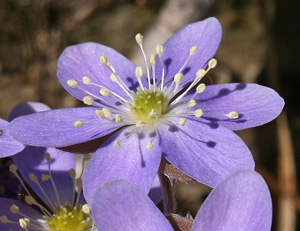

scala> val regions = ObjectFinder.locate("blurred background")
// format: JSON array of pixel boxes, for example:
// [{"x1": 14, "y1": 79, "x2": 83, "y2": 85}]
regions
[{"x1": 0, "y1": 0, "x2": 299, "y2": 230}]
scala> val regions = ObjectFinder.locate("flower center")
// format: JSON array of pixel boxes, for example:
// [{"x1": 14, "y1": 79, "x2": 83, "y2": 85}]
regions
[
  {"x1": 46, "y1": 205, "x2": 90, "y2": 231},
  {"x1": 130, "y1": 89, "x2": 169, "y2": 122}
]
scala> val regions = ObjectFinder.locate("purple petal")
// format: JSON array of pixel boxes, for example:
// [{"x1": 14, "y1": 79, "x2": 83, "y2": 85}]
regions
[
  {"x1": 158, "y1": 119, "x2": 254, "y2": 187},
  {"x1": 148, "y1": 174, "x2": 162, "y2": 204},
  {"x1": 0, "y1": 198, "x2": 43, "y2": 230},
  {"x1": 57, "y1": 42, "x2": 138, "y2": 104},
  {"x1": 192, "y1": 170, "x2": 272, "y2": 231},
  {"x1": 0, "y1": 119, "x2": 24, "y2": 158},
  {"x1": 91, "y1": 179, "x2": 173, "y2": 231},
  {"x1": 154, "y1": 17, "x2": 222, "y2": 91},
  {"x1": 12, "y1": 147, "x2": 76, "y2": 210},
  {"x1": 191, "y1": 83, "x2": 284, "y2": 130},
  {"x1": 8, "y1": 107, "x2": 120, "y2": 147},
  {"x1": 83, "y1": 127, "x2": 161, "y2": 205}
]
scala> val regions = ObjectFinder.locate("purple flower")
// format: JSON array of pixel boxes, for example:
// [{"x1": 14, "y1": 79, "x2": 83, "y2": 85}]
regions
[
  {"x1": 8, "y1": 17, "x2": 284, "y2": 204},
  {"x1": 0, "y1": 118, "x2": 24, "y2": 157},
  {"x1": 91, "y1": 170, "x2": 272, "y2": 231}
]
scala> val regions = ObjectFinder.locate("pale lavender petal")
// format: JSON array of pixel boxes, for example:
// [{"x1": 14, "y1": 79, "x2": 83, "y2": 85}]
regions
[
  {"x1": 154, "y1": 17, "x2": 222, "y2": 92},
  {"x1": 0, "y1": 198, "x2": 43, "y2": 231},
  {"x1": 83, "y1": 127, "x2": 161, "y2": 205},
  {"x1": 148, "y1": 174, "x2": 162, "y2": 204},
  {"x1": 8, "y1": 107, "x2": 120, "y2": 147},
  {"x1": 158, "y1": 119, "x2": 254, "y2": 187},
  {"x1": 57, "y1": 42, "x2": 138, "y2": 104},
  {"x1": 0, "y1": 119, "x2": 24, "y2": 158},
  {"x1": 91, "y1": 179, "x2": 173, "y2": 231},
  {"x1": 189, "y1": 83, "x2": 284, "y2": 130},
  {"x1": 12, "y1": 147, "x2": 76, "y2": 210},
  {"x1": 192, "y1": 170, "x2": 272, "y2": 231}
]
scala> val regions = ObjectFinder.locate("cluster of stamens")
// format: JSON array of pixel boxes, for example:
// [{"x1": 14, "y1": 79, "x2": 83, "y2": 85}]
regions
[
  {"x1": 67, "y1": 33, "x2": 239, "y2": 149},
  {"x1": 0, "y1": 154, "x2": 96, "y2": 231}
]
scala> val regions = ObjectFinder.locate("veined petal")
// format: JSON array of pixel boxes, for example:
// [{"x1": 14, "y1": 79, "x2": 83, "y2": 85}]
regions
[
  {"x1": 83, "y1": 127, "x2": 161, "y2": 205},
  {"x1": 155, "y1": 17, "x2": 222, "y2": 91},
  {"x1": 0, "y1": 198, "x2": 43, "y2": 231},
  {"x1": 0, "y1": 119, "x2": 24, "y2": 158},
  {"x1": 57, "y1": 42, "x2": 137, "y2": 104},
  {"x1": 190, "y1": 83, "x2": 285, "y2": 130},
  {"x1": 158, "y1": 119, "x2": 254, "y2": 187},
  {"x1": 12, "y1": 147, "x2": 76, "y2": 210},
  {"x1": 192, "y1": 170, "x2": 272, "y2": 231},
  {"x1": 91, "y1": 179, "x2": 173, "y2": 231},
  {"x1": 8, "y1": 107, "x2": 120, "y2": 147}
]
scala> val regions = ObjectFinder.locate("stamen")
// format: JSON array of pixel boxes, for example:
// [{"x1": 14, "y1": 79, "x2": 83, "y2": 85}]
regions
[
  {"x1": 150, "y1": 54, "x2": 157, "y2": 89},
  {"x1": 135, "y1": 33, "x2": 150, "y2": 86},
  {"x1": 81, "y1": 204, "x2": 91, "y2": 215},
  {"x1": 179, "y1": 118, "x2": 186, "y2": 126},
  {"x1": 100, "y1": 88, "x2": 111, "y2": 97},
  {"x1": 187, "y1": 100, "x2": 197, "y2": 108},
  {"x1": 115, "y1": 114, "x2": 122, "y2": 122},
  {"x1": 83, "y1": 96, "x2": 94, "y2": 105},
  {"x1": 74, "y1": 120, "x2": 84, "y2": 128},
  {"x1": 10, "y1": 205, "x2": 19, "y2": 214},
  {"x1": 208, "y1": 58, "x2": 217, "y2": 69},
  {"x1": 100, "y1": 55, "x2": 108, "y2": 65},
  {"x1": 0, "y1": 216, "x2": 8, "y2": 224},
  {"x1": 136, "y1": 120, "x2": 145, "y2": 127},
  {"x1": 135, "y1": 66, "x2": 145, "y2": 90},
  {"x1": 172, "y1": 73, "x2": 184, "y2": 94},
  {"x1": 82, "y1": 76, "x2": 92, "y2": 85},
  {"x1": 146, "y1": 141, "x2": 153, "y2": 150},
  {"x1": 67, "y1": 80, "x2": 78, "y2": 88},
  {"x1": 227, "y1": 111, "x2": 239, "y2": 119},
  {"x1": 178, "y1": 46, "x2": 198, "y2": 73},
  {"x1": 194, "y1": 109, "x2": 204, "y2": 118},
  {"x1": 156, "y1": 44, "x2": 166, "y2": 91},
  {"x1": 114, "y1": 141, "x2": 121, "y2": 148},
  {"x1": 19, "y1": 218, "x2": 30, "y2": 229},
  {"x1": 102, "y1": 108, "x2": 112, "y2": 118},
  {"x1": 95, "y1": 110, "x2": 104, "y2": 118}
]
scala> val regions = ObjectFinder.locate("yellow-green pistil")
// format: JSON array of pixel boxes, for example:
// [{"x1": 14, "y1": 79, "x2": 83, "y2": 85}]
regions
[
  {"x1": 130, "y1": 89, "x2": 169, "y2": 122},
  {"x1": 46, "y1": 205, "x2": 90, "y2": 231}
]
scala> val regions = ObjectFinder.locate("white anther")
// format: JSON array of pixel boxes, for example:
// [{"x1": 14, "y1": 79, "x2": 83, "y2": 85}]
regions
[
  {"x1": 102, "y1": 108, "x2": 112, "y2": 118},
  {"x1": 135, "y1": 33, "x2": 143, "y2": 44},
  {"x1": 95, "y1": 110, "x2": 104, "y2": 118},
  {"x1": 155, "y1": 44, "x2": 164, "y2": 55},
  {"x1": 67, "y1": 80, "x2": 78, "y2": 88},
  {"x1": 150, "y1": 54, "x2": 157, "y2": 65},
  {"x1": 41, "y1": 174, "x2": 50, "y2": 181},
  {"x1": 195, "y1": 109, "x2": 204, "y2": 118},
  {"x1": 228, "y1": 111, "x2": 239, "y2": 119},
  {"x1": 0, "y1": 216, "x2": 8, "y2": 224},
  {"x1": 196, "y1": 83, "x2": 206, "y2": 93},
  {"x1": 9, "y1": 164, "x2": 18, "y2": 174},
  {"x1": 208, "y1": 58, "x2": 217, "y2": 69},
  {"x1": 136, "y1": 120, "x2": 145, "y2": 127},
  {"x1": 135, "y1": 66, "x2": 143, "y2": 78},
  {"x1": 114, "y1": 141, "x2": 120, "y2": 148},
  {"x1": 25, "y1": 196, "x2": 35, "y2": 205},
  {"x1": 81, "y1": 204, "x2": 91, "y2": 214},
  {"x1": 110, "y1": 73, "x2": 118, "y2": 82},
  {"x1": 82, "y1": 76, "x2": 91, "y2": 85},
  {"x1": 174, "y1": 73, "x2": 184, "y2": 84},
  {"x1": 29, "y1": 173, "x2": 38, "y2": 183},
  {"x1": 179, "y1": 118, "x2": 186, "y2": 126},
  {"x1": 146, "y1": 141, "x2": 153, "y2": 150},
  {"x1": 10, "y1": 204, "x2": 19, "y2": 214},
  {"x1": 190, "y1": 46, "x2": 198, "y2": 55},
  {"x1": 196, "y1": 69, "x2": 206, "y2": 79},
  {"x1": 100, "y1": 88, "x2": 111, "y2": 97},
  {"x1": 100, "y1": 55, "x2": 108, "y2": 65},
  {"x1": 187, "y1": 100, "x2": 197, "y2": 108},
  {"x1": 74, "y1": 120, "x2": 84, "y2": 128},
  {"x1": 19, "y1": 218, "x2": 30, "y2": 228},
  {"x1": 149, "y1": 109, "x2": 158, "y2": 118},
  {"x1": 83, "y1": 96, "x2": 93, "y2": 105},
  {"x1": 115, "y1": 114, "x2": 122, "y2": 122}
]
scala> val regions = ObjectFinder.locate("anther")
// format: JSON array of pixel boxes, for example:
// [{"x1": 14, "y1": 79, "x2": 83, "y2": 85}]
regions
[
  {"x1": 179, "y1": 118, "x2": 186, "y2": 126},
  {"x1": 29, "y1": 173, "x2": 38, "y2": 183},
  {"x1": 136, "y1": 120, "x2": 145, "y2": 127},
  {"x1": 69, "y1": 169, "x2": 76, "y2": 180},
  {"x1": 135, "y1": 66, "x2": 143, "y2": 78},
  {"x1": 187, "y1": 100, "x2": 197, "y2": 108},
  {"x1": 19, "y1": 218, "x2": 30, "y2": 228},
  {"x1": 100, "y1": 88, "x2": 111, "y2": 97},
  {"x1": 190, "y1": 46, "x2": 198, "y2": 55},
  {"x1": 228, "y1": 111, "x2": 239, "y2": 119},
  {"x1": 146, "y1": 141, "x2": 153, "y2": 150},
  {"x1": 76, "y1": 178, "x2": 82, "y2": 188},
  {"x1": 100, "y1": 55, "x2": 108, "y2": 65},
  {"x1": 174, "y1": 73, "x2": 184, "y2": 84},
  {"x1": 194, "y1": 109, "x2": 204, "y2": 118},
  {"x1": 9, "y1": 164, "x2": 18, "y2": 174},
  {"x1": 45, "y1": 152, "x2": 51, "y2": 162},
  {"x1": 115, "y1": 114, "x2": 122, "y2": 122},
  {"x1": 41, "y1": 174, "x2": 50, "y2": 181},
  {"x1": 82, "y1": 76, "x2": 91, "y2": 85},
  {"x1": 114, "y1": 141, "x2": 120, "y2": 148},
  {"x1": 208, "y1": 58, "x2": 217, "y2": 69},
  {"x1": 110, "y1": 73, "x2": 118, "y2": 82},
  {"x1": 81, "y1": 204, "x2": 91, "y2": 214},
  {"x1": 196, "y1": 83, "x2": 206, "y2": 93},
  {"x1": 150, "y1": 54, "x2": 157, "y2": 65},
  {"x1": 0, "y1": 216, "x2": 8, "y2": 224},
  {"x1": 83, "y1": 96, "x2": 93, "y2": 105},
  {"x1": 149, "y1": 109, "x2": 158, "y2": 118},
  {"x1": 155, "y1": 44, "x2": 164, "y2": 55},
  {"x1": 74, "y1": 120, "x2": 84, "y2": 128},
  {"x1": 102, "y1": 108, "x2": 112, "y2": 118},
  {"x1": 95, "y1": 110, "x2": 104, "y2": 119},
  {"x1": 196, "y1": 69, "x2": 206, "y2": 79},
  {"x1": 135, "y1": 33, "x2": 143, "y2": 44},
  {"x1": 25, "y1": 196, "x2": 35, "y2": 205},
  {"x1": 10, "y1": 204, "x2": 19, "y2": 214},
  {"x1": 67, "y1": 80, "x2": 78, "y2": 88}
]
